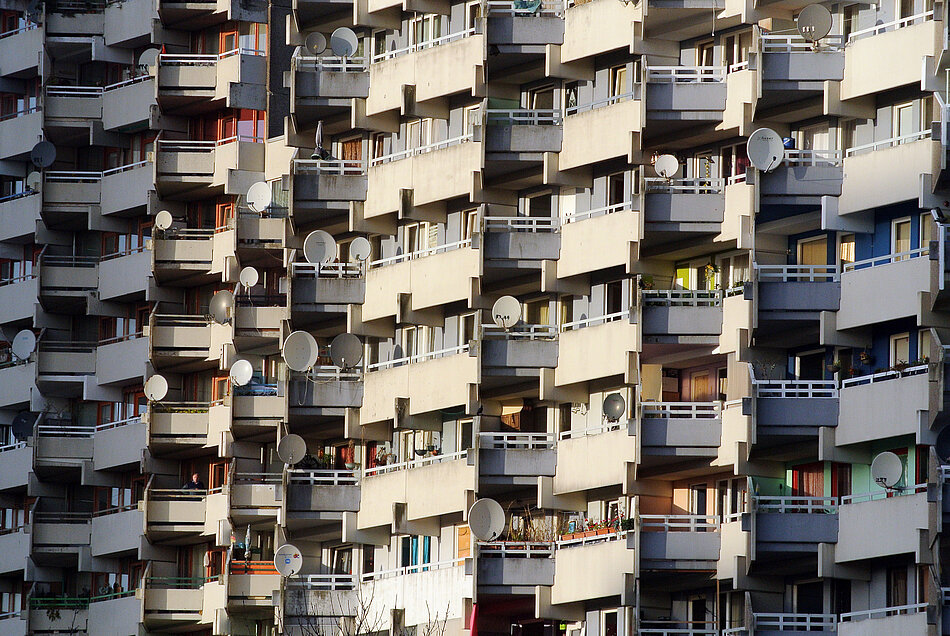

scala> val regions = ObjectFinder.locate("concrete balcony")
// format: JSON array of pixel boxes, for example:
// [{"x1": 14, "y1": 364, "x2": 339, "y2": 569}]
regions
[
  {"x1": 38, "y1": 256, "x2": 98, "y2": 311},
  {"x1": 642, "y1": 178, "x2": 724, "y2": 232},
  {"x1": 99, "y1": 249, "x2": 152, "y2": 302},
  {"x1": 643, "y1": 66, "x2": 726, "y2": 121},
  {"x1": 28, "y1": 606, "x2": 88, "y2": 634},
  {"x1": 292, "y1": 56, "x2": 368, "y2": 127},
  {"x1": 366, "y1": 31, "x2": 485, "y2": 117},
  {"x1": 750, "y1": 496, "x2": 838, "y2": 560},
  {"x1": 0, "y1": 526, "x2": 29, "y2": 574},
  {"x1": 105, "y1": 0, "x2": 158, "y2": 45},
  {"x1": 553, "y1": 313, "x2": 638, "y2": 387},
  {"x1": 553, "y1": 424, "x2": 635, "y2": 494},
  {"x1": 750, "y1": 612, "x2": 836, "y2": 636},
  {"x1": 0, "y1": 276, "x2": 38, "y2": 324},
  {"x1": 147, "y1": 404, "x2": 211, "y2": 454},
  {"x1": 0, "y1": 24, "x2": 42, "y2": 77},
  {"x1": 228, "y1": 562, "x2": 281, "y2": 606},
  {"x1": 478, "y1": 215, "x2": 560, "y2": 265},
  {"x1": 0, "y1": 614, "x2": 25, "y2": 636},
  {"x1": 291, "y1": 160, "x2": 368, "y2": 227},
  {"x1": 557, "y1": 204, "x2": 640, "y2": 278},
  {"x1": 102, "y1": 76, "x2": 157, "y2": 130},
  {"x1": 286, "y1": 469, "x2": 359, "y2": 531},
  {"x1": 0, "y1": 361, "x2": 35, "y2": 408},
  {"x1": 230, "y1": 473, "x2": 282, "y2": 526},
  {"x1": 836, "y1": 490, "x2": 929, "y2": 563},
  {"x1": 237, "y1": 215, "x2": 287, "y2": 251},
  {"x1": 158, "y1": 0, "x2": 266, "y2": 26},
  {"x1": 88, "y1": 594, "x2": 143, "y2": 636},
  {"x1": 31, "y1": 512, "x2": 92, "y2": 561},
  {"x1": 0, "y1": 192, "x2": 40, "y2": 242},
  {"x1": 483, "y1": 109, "x2": 563, "y2": 156},
  {"x1": 288, "y1": 368, "x2": 363, "y2": 412},
  {"x1": 477, "y1": 542, "x2": 555, "y2": 592},
  {"x1": 91, "y1": 506, "x2": 146, "y2": 557},
  {"x1": 839, "y1": 136, "x2": 939, "y2": 215},
  {"x1": 149, "y1": 314, "x2": 229, "y2": 371},
  {"x1": 753, "y1": 265, "x2": 840, "y2": 319},
  {"x1": 44, "y1": 86, "x2": 102, "y2": 128},
  {"x1": 486, "y1": 1, "x2": 565, "y2": 47},
  {"x1": 290, "y1": 262, "x2": 365, "y2": 319},
  {"x1": 360, "y1": 559, "x2": 472, "y2": 632},
  {"x1": 477, "y1": 431, "x2": 556, "y2": 483},
  {"x1": 152, "y1": 231, "x2": 218, "y2": 285},
  {"x1": 94, "y1": 417, "x2": 146, "y2": 473},
  {"x1": 357, "y1": 451, "x2": 476, "y2": 530},
  {"x1": 155, "y1": 139, "x2": 265, "y2": 197},
  {"x1": 479, "y1": 324, "x2": 558, "y2": 378},
  {"x1": 101, "y1": 162, "x2": 153, "y2": 216},
  {"x1": 157, "y1": 51, "x2": 267, "y2": 111},
  {"x1": 96, "y1": 336, "x2": 148, "y2": 387},
  {"x1": 560, "y1": 94, "x2": 642, "y2": 171},
  {"x1": 638, "y1": 402, "x2": 721, "y2": 461},
  {"x1": 750, "y1": 379, "x2": 838, "y2": 439},
  {"x1": 756, "y1": 34, "x2": 844, "y2": 91},
  {"x1": 560, "y1": 0, "x2": 637, "y2": 63},
  {"x1": 640, "y1": 290, "x2": 723, "y2": 338},
  {"x1": 550, "y1": 534, "x2": 632, "y2": 604},
  {"x1": 231, "y1": 393, "x2": 284, "y2": 437},
  {"x1": 0, "y1": 109, "x2": 42, "y2": 160},
  {"x1": 284, "y1": 575, "x2": 357, "y2": 624},
  {"x1": 838, "y1": 251, "x2": 930, "y2": 330},
  {"x1": 636, "y1": 515, "x2": 720, "y2": 570},
  {"x1": 837, "y1": 367, "x2": 928, "y2": 446},
  {"x1": 33, "y1": 423, "x2": 94, "y2": 465},
  {"x1": 145, "y1": 489, "x2": 213, "y2": 541},
  {"x1": 839, "y1": 603, "x2": 928, "y2": 636},
  {"x1": 144, "y1": 578, "x2": 220, "y2": 630},
  {"x1": 43, "y1": 172, "x2": 101, "y2": 221},
  {"x1": 0, "y1": 443, "x2": 31, "y2": 490},
  {"x1": 751, "y1": 150, "x2": 843, "y2": 201}
]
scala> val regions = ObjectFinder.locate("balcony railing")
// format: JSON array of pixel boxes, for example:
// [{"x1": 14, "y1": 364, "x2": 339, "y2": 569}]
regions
[
  {"x1": 839, "y1": 602, "x2": 928, "y2": 622},
  {"x1": 156, "y1": 135, "x2": 264, "y2": 152},
  {"x1": 644, "y1": 177, "x2": 724, "y2": 194},
  {"x1": 158, "y1": 47, "x2": 265, "y2": 65},
  {"x1": 36, "y1": 425, "x2": 96, "y2": 438},
  {"x1": 0, "y1": 441, "x2": 27, "y2": 453},
  {"x1": 642, "y1": 289, "x2": 722, "y2": 306},
  {"x1": 477, "y1": 541, "x2": 555, "y2": 558},
  {"x1": 290, "y1": 262, "x2": 363, "y2": 278},
  {"x1": 363, "y1": 449, "x2": 468, "y2": 476},
  {"x1": 646, "y1": 66, "x2": 725, "y2": 83},
  {"x1": 753, "y1": 379, "x2": 838, "y2": 398},
  {"x1": 287, "y1": 469, "x2": 358, "y2": 486},
  {"x1": 485, "y1": 0, "x2": 566, "y2": 16},
  {"x1": 292, "y1": 159, "x2": 365, "y2": 175},
  {"x1": 293, "y1": 55, "x2": 367, "y2": 72},
  {"x1": 754, "y1": 263, "x2": 840, "y2": 282},
  {"x1": 753, "y1": 495, "x2": 837, "y2": 513},
  {"x1": 839, "y1": 483, "x2": 926, "y2": 504},
  {"x1": 557, "y1": 422, "x2": 623, "y2": 440},
  {"x1": 565, "y1": 89, "x2": 637, "y2": 116},
  {"x1": 760, "y1": 33, "x2": 844, "y2": 52},
  {"x1": 639, "y1": 622, "x2": 718, "y2": 636},
  {"x1": 365, "y1": 343, "x2": 470, "y2": 371},
  {"x1": 559, "y1": 310, "x2": 629, "y2": 332},
  {"x1": 847, "y1": 9, "x2": 933, "y2": 42},
  {"x1": 285, "y1": 574, "x2": 356, "y2": 591},
  {"x1": 481, "y1": 323, "x2": 558, "y2": 340},
  {"x1": 362, "y1": 557, "x2": 464, "y2": 581},
  {"x1": 370, "y1": 132, "x2": 474, "y2": 166},
  {"x1": 0, "y1": 105, "x2": 39, "y2": 121},
  {"x1": 0, "y1": 22, "x2": 38, "y2": 40},
  {"x1": 485, "y1": 109, "x2": 562, "y2": 125},
  {"x1": 46, "y1": 76, "x2": 154, "y2": 98},
  {"x1": 478, "y1": 432, "x2": 556, "y2": 449},
  {"x1": 842, "y1": 247, "x2": 928, "y2": 272},
  {"x1": 783, "y1": 148, "x2": 843, "y2": 166},
  {"x1": 641, "y1": 402, "x2": 720, "y2": 419},
  {"x1": 145, "y1": 576, "x2": 218, "y2": 589},
  {"x1": 483, "y1": 216, "x2": 559, "y2": 232},
  {"x1": 372, "y1": 27, "x2": 478, "y2": 63},
  {"x1": 562, "y1": 200, "x2": 634, "y2": 224},
  {"x1": 845, "y1": 128, "x2": 932, "y2": 157},
  {"x1": 840, "y1": 364, "x2": 928, "y2": 388},
  {"x1": 556, "y1": 528, "x2": 628, "y2": 548},
  {"x1": 752, "y1": 613, "x2": 837, "y2": 631},
  {"x1": 368, "y1": 238, "x2": 472, "y2": 268},
  {"x1": 639, "y1": 514, "x2": 719, "y2": 531}
]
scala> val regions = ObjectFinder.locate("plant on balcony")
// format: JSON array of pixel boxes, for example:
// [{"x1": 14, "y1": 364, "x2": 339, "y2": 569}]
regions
[
  {"x1": 639, "y1": 275, "x2": 655, "y2": 290},
  {"x1": 826, "y1": 359, "x2": 843, "y2": 374},
  {"x1": 891, "y1": 360, "x2": 910, "y2": 375},
  {"x1": 858, "y1": 350, "x2": 873, "y2": 365}
]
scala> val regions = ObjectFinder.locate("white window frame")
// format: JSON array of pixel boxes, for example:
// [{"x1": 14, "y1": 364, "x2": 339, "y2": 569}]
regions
[
  {"x1": 890, "y1": 332, "x2": 910, "y2": 366},
  {"x1": 891, "y1": 216, "x2": 912, "y2": 258},
  {"x1": 918, "y1": 329, "x2": 931, "y2": 363},
  {"x1": 892, "y1": 101, "x2": 915, "y2": 140}
]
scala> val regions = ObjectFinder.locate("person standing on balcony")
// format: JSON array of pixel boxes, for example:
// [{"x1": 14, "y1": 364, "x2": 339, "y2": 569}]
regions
[{"x1": 182, "y1": 472, "x2": 205, "y2": 490}]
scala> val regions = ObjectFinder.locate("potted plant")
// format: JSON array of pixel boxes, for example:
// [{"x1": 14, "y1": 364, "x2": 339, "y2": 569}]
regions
[
  {"x1": 892, "y1": 361, "x2": 909, "y2": 376},
  {"x1": 858, "y1": 350, "x2": 873, "y2": 365},
  {"x1": 639, "y1": 275, "x2": 655, "y2": 291},
  {"x1": 826, "y1": 359, "x2": 842, "y2": 374}
]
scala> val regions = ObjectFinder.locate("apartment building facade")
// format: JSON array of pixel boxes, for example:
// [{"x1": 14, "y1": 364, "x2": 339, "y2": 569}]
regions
[{"x1": 0, "y1": 0, "x2": 948, "y2": 633}]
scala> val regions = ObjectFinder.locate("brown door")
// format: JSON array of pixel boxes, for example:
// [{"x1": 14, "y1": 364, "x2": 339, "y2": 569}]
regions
[
  {"x1": 690, "y1": 371, "x2": 713, "y2": 401},
  {"x1": 341, "y1": 138, "x2": 362, "y2": 161}
]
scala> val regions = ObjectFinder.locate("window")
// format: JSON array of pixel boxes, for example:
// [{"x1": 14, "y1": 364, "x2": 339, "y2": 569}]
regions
[
  {"x1": 689, "y1": 483, "x2": 708, "y2": 515},
  {"x1": 717, "y1": 367, "x2": 728, "y2": 401},
  {"x1": 400, "y1": 535, "x2": 432, "y2": 568},
  {"x1": 601, "y1": 610, "x2": 618, "y2": 636},
  {"x1": 893, "y1": 101, "x2": 915, "y2": 141},
  {"x1": 920, "y1": 212, "x2": 933, "y2": 248},
  {"x1": 564, "y1": 81, "x2": 579, "y2": 113},
  {"x1": 371, "y1": 132, "x2": 387, "y2": 159},
  {"x1": 463, "y1": 104, "x2": 481, "y2": 135},
  {"x1": 607, "y1": 172, "x2": 626, "y2": 207},
  {"x1": 839, "y1": 118, "x2": 856, "y2": 152},
  {"x1": 525, "y1": 298, "x2": 549, "y2": 325},
  {"x1": 525, "y1": 191, "x2": 553, "y2": 218},
  {"x1": 918, "y1": 329, "x2": 931, "y2": 362},
  {"x1": 838, "y1": 233, "x2": 855, "y2": 265},
  {"x1": 331, "y1": 546, "x2": 353, "y2": 574},
  {"x1": 842, "y1": 4, "x2": 859, "y2": 39},
  {"x1": 239, "y1": 22, "x2": 267, "y2": 55},
  {"x1": 559, "y1": 295, "x2": 574, "y2": 327},
  {"x1": 887, "y1": 566, "x2": 908, "y2": 610},
  {"x1": 462, "y1": 209, "x2": 478, "y2": 240},
  {"x1": 527, "y1": 85, "x2": 555, "y2": 110},
  {"x1": 831, "y1": 462, "x2": 851, "y2": 500},
  {"x1": 889, "y1": 332, "x2": 910, "y2": 366},
  {"x1": 798, "y1": 236, "x2": 828, "y2": 266},
  {"x1": 465, "y1": 0, "x2": 481, "y2": 29},
  {"x1": 604, "y1": 280, "x2": 623, "y2": 315},
  {"x1": 219, "y1": 26, "x2": 238, "y2": 54},
  {"x1": 458, "y1": 313, "x2": 476, "y2": 345},
  {"x1": 892, "y1": 217, "x2": 912, "y2": 258},
  {"x1": 406, "y1": 118, "x2": 432, "y2": 150},
  {"x1": 608, "y1": 65, "x2": 628, "y2": 99},
  {"x1": 409, "y1": 14, "x2": 441, "y2": 48},
  {"x1": 457, "y1": 419, "x2": 473, "y2": 452},
  {"x1": 716, "y1": 477, "x2": 747, "y2": 522},
  {"x1": 698, "y1": 40, "x2": 715, "y2": 66},
  {"x1": 799, "y1": 123, "x2": 830, "y2": 151},
  {"x1": 457, "y1": 525, "x2": 471, "y2": 558},
  {"x1": 372, "y1": 30, "x2": 387, "y2": 59}
]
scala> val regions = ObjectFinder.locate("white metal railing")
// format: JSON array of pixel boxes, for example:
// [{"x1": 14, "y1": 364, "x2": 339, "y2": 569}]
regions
[
  {"x1": 639, "y1": 626, "x2": 719, "y2": 636},
  {"x1": 290, "y1": 262, "x2": 362, "y2": 278},
  {"x1": 372, "y1": 27, "x2": 477, "y2": 63},
  {"x1": 847, "y1": 9, "x2": 934, "y2": 42},
  {"x1": 721, "y1": 628, "x2": 748, "y2": 636},
  {"x1": 753, "y1": 495, "x2": 838, "y2": 513},
  {"x1": 560, "y1": 310, "x2": 629, "y2": 332},
  {"x1": 368, "y1": 238, "x2": 472, "y2": 268},
  {"x1": 0, "y1": 610, "x2": 20, "y2": 620},
  {"x1": 0, "y1": 23, "x2": 37, "y2": 39},
  {"x1": 943, "y1": 587, "x2": 950, "y2": 603},
  {"x1": 366, "y1": 343, "x2": 469, "y2": 372},
  {"x1": 234, "y1": 472, "x2": 282, "y2": 485},
  {"x1": 760, "y1": 33, "x2": 844, "y2": 52},
  {"x1": 94, "y1": 415, "x2": 141, "y2": 432},
  {"x1": 481, "y1": 323, "x2": 558, "y2": 340},
  {"x1": 842, "y1": 247, "x2": 928, "y2": 272},
  {"x1": 477, "y1": 541, "x2": 555, "y2": 557},
  {"x1": 159, "y1": 47, "x2": 264, "y2": 65},
  {"x1": 752, "y1": 614, "x2": 837, "y2": 631},
  {"x1": 36, "y1": 425, "x2": 96, "y2": 438},
  {"x1": 294, "y1": 55, "x2": 367, "y2": 72},
  {"x1": 566, "y1": 90, "x2": 637, "y2": 115},
  {"x1": 646, "y1": 66, "x2": 725, "y2": 83},
  {"x1": 486, "y1": 0, "x2": 566, "y2": 16},
  {"x1": 285, "y1": 574, "x2": 356, "y2": 590},
  {"x1": 483, "y1": 216, "x2": 558, "y2": 232},
  {"x1": 363, "y1": 449, "x2": 468, "y2": 476},
  {"x1": 754, "y1": 263, "x2": 840, "y2": 282},
  {"x1": 726, "y1": 172, "x2": 747, "y2": 185},
  {"x1": 641, "y1": 289, "x2": 722, "y2": 306},
  {"x1": 562, "y1": 200, "x2": 634, "y2": 223},
  {"x1": 753, "y1": 379, "x2": 838, "y2": 398},
  {"x1": 293, "y1": 159, "x2": 365, "y2": 175},
  {"x1": 641, "y1": 402, "x2": 720, "y2": 419},
  {"x1": 485, "y1": 109, "x2": 563, "y2": 125},
  {"x1": 0, "y1": 441, "x2": 27, "y2": 453},
  {"x1": 845, "y1": 128, "x2": 932, "y2": 157},
  {"x1": 728, "y1": 60, "x2": 749, "y2": 73},
  {"x1": 640, "y1": 515, "x2": 719, "y2": 531},
  {"x1": 644, "y1": 177, "x2": 724, "y2": 194},
  {"x1": 307, "y1": 366, "x2": 362, "y2": 382},
  {"x1": 362, "y1": 558, "x2": 463, "y2": 581},
  {"x1": 784, "y1": 148, "x2": 843, "y2": 166},
  {"x1": 841, "y1": 364, "x2": 928, "y2": 388},
  {"x1": 287, "y1": 469, "x2": 358, "y2": 486},
  {"x1": 370, "y1": 133, "x2": 474, "y2": 166},
  {"x1": 478, "y1": 432, "x2": 555, "y2": 449},
  {"x1": 839, "y1": 602, "x2": 928, "y2": 622},
  {"x1": 558, "y1": 421, "x2": 623, "y2": 439},
  {"x1": 840, "y1": 484, "x2": 926, "y2": 505},
  {"x1": 46, "y1": 85, "x2": 103, "y2": 97},
  {"x1": 556, "y1": 528, "x2": 628, "y2": 548}
]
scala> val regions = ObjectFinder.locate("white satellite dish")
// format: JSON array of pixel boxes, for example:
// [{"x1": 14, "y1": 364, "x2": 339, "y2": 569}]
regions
[
  {"x1": 277, "y1": 434, "x2": 307, "y2": 464},
  {"x1": 11, "y1": 330, "x2": 36, "y2": 361},
  {"x1": 274, "y1": 544, "x2": 304, "y2": 577},
  {"x1": 230, "y1": 359, "x2": 254, "y2": 387},
  {"x1": 654, "y1": 154, "x2": 680, "y2": 180},
  {"x1": 468, "y1": 498, "x2": 506, "y2": 541},
  {"x1": 239, "y1": 266, "x2": 259, "y2": 288},
  {"x1": 144, "y1": 374, "x2": 169, "y2": 402},
  {"x1": 871, "y1": 451, "x2": 904, "y2": 489},
  {"x1": 154, "y1": 210, "x2": 173, "y2": 231},
  {"x1": 26, "y1": 172, "x2": 42, "y2": 191},
  {"x1": 349, "y1": 237, "x2": 372, "y2": 262},
  {"x1": 797, "y1": 4, "x2": 833, "y2": 42},
  {"x1": 209, "y1": 290, "x2": 235, "y2": 324},
  {"x1": 246, "y1": 181, "x2": 272, "y2": 213},
  {"x1": 747, "y1": 128, "x2": 786, "y2": 173},
  {"x1": 491, "y1": 296, "x2": 521, "y2": 329},
  {"x1": 329, "y1": 333, "x2": 363, "y2": 369},
  {"x1": 304, "y1": 32, "x2": 327, "y2": 56},
  {"x1": 283, "y1": 331, "x2": 320, "y2": 372},
  {"x1": 303, "y1": 230, "x2": 337, "y2": 264},
  {"x1": 138, "y1": 48, "x2": 160, "y2": 68},
  {"x1": 330, "y1": 27, "x2": 359, "y2": 57},
  {"x1": 603, "y1": 393, "x2": 626, "y2": 422}
]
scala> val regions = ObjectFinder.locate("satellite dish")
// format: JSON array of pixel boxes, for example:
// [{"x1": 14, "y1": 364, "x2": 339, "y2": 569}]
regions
[
  {"x1": 230, "y1": 359, "x2": 254, "y2": 387},
  {"x1": 330, "y1": 27, "x2": 359, "y2": 57},
  {"x1": 138, "y1": 48, "x2": 160, "y2": 68},
  {"x1": 11, "y1": 412, "x2": 37, "y2": 441},
  {"x1": 797, "y1": 4, "x2": 833, "y2": 42},
  {"x1": 349, "y1": 237, "x2": 372, "y2": 262},
  {"x1": 871, "y1": 451, "x2": 904, "y2": 489},
  {"x1": 277, "y1": 434, "x2": 307, "y2": 464},
  {"x1": 654, "y1": 154, "x2": 680, "y2": 180},
  {"x1": 30, "y1": 141, "x2": 56, "y2": 169},
  {"x1": 11, "y1": 330, "x2": 36, "y2": 361},
  {"x1": 603, "y1": 393, "x2": 626, "y2": 422},
  {"x1": 747, "y1": 128, "x2": 786, "y2": 173},
  {"x1": 468, "y1": 498, "x2": 506, "y2": 542},
  {"x1": 274, "y1": 544, "x2": 304, "y2": 577},
  {"x1": 209, "y1": 290, "x2": 235, "y2": 324},
  {"x1": 239, "y1": 266, "x2": 259, "y2": 288},
  {"x1": 329, "y1": 333, "x2": 363, "y2": 369},
  {"x1": 283, "y1": 331, "x2": 319, "y2": 372},
  {"x1": 144, "y1": 374, "x2": 169, "y2": 402},
  {"x1": 491, "y1": 296, "x2": 521, "y2": 329},
  {"x1": 154, "y1": 210, "x2": 173, "y2": 231},
  {"x1": 303, "y1": 230, "x2": 337, "y2": 264},
  {"x1": 26, "y1": 172, "x2": 42, "y2": 191},
  {"x1": 935, "y1": 426, "x2": 950, "y2": 463},
  {"x1": 246, "y1": 181, "x2": 272, "y2": 213},
  {"x1": 304, "y1": 32, "x2": 327, "y2": 56}
]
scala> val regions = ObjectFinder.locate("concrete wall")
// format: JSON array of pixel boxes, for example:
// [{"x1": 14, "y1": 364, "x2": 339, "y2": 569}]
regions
[
  {"x1": 0, "y1": 193, "x2": 40, "y2": 243},
  {"x1": 94, "y1": 420, "x2": 146, "y2": 470},
  {"x1": 639, "y1": 530, "x2": 720, "y2": 561},
  {"x1": 558, "y1": 210, "x2": 640, "y2": 278},
  {"x1": 102, "y1": 164, "x2": 152, "y2": 215},
  {"x1": 551, "y1": 538, "x2": 632, "y2": 604},
  {"x1": 761, "y1": 51, "x2": 844, "y2": 82},
  {"x1": 0, "y1": 110, "x2": 42, "y2": 161},
  {"x1": 0, "y1": 361, "x2": 34, "y2": 408},
  {"x1": 487, "y1": 15, "x2": 564, "y2": 46},
  {"x1": 836, "y1": 492, "x2": 928, "y2": 562},
  {"x1": 757, "y1": 281, "x2": 840, "y2": 312},
  {"x1": 756, "y1": 397, "x2": 838, "y2": 435},
  {"x1": 560, "y1": 98, "x2": 642, "y2": 170},
  {"x1": 554, "y1": 428, "x2": 636, "y2": 494},
  {"x1": 561, "y1": 0, "x2": 638, "y2": 62},
  {"x1": 837, "y1": 374, "x2": 927, "y2": 446},
  {"x1": 755, "y1": 512, "x2": 837, "y2": 544},
  {"x1": 837, "y1": 257, "x2": 928, "y2": 329},
  {"x1": 0, "y1": 26, "x2": 42, "y2": 77},
  {"x1": 91, "y1": 509, "x2": 145, "y2": 557},
  {"x1": 838, "y1": 139, "x2": 939, "y2": 215},
  {"x1": 288, "y1": 483, "x2": 360, "y2": 512},
  {"x1": 104, "y1": 0, "x2": 157, "y2": 46},
  {"x1": 482, "y1": 230, "x2": 560, "y2": 261},
  {"x1": 838, "y1": 611, "x2": 927, "y2": 636},
  {"x1": 641, "y1": 305, "x2": 722, "y2": 336},
  {"x1": 645, "y1": 82, "x2": 726, "y2": 115},
  {"x1": 96, "y1": 337, "x2": 148, "y2": 386},
  {"x1": 644, "y1": 192, "x2": 724, "y2": 224},
  {"x1": 293, "y1": 172, "x2": 368, "y2": 203},
  {"x1": 365, "y1": 564, "x2": 470, "y2": 630},
  {"x1": 87, "y1": 594, "x2": 143, "y2": 636},
  {"x1": 556, "y1": 320, "x2": 637, "y2": 386},
  {"x1": 295, "y1": 68, "x2": 369, "y2": 99},
  {"x1": 0, "y1": 529, "x2": 29, "y2": 575},
  {"x1": 640, "y1": 417, "x2": 721, "y2": 454},
  {"x1": 840, "y1": 20, "x2": 940, "y2": 100},
  {"x1": 479, "y1": 448, "x2": 556, "y2": 477}
]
